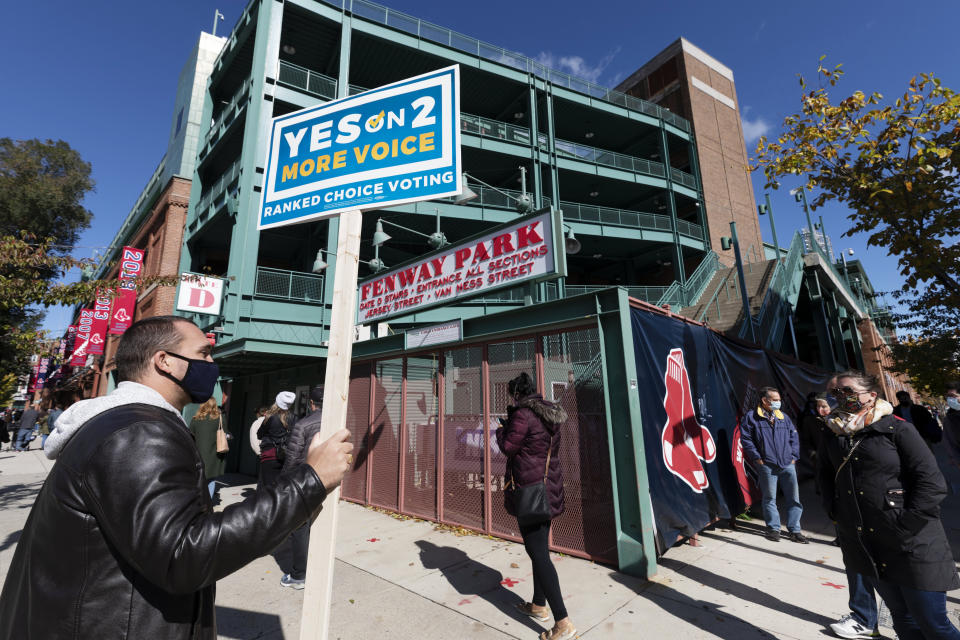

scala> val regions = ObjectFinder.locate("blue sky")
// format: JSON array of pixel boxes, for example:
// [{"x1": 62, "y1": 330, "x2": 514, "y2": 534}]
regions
[{"x1": 3, "y1": 0, "x2": 958, "y2": 334}]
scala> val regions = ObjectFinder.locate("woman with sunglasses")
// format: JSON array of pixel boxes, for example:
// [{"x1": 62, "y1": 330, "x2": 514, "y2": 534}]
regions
[{"x1": 818, "y1": 371, "x2": 960, "y2": 639}]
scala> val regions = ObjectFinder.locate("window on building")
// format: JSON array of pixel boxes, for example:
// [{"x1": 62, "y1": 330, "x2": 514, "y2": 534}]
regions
[{"x1": 175, "y1": 108, "x2": 184, "y2": 135}]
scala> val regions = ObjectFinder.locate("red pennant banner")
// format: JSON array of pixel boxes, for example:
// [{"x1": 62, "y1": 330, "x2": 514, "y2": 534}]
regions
[
  {"x1": 35, "y1": 357, "x2": 51, "y2": 390},
  {"x1": 72, "y1": 309, "x2": 94, "y2": 366},
  {"x1": 88, "y1": 289, "x2": 112, "y2": 354},
  {"x1": 27, "y1": 361, "x2": 40, "y2": 393},
  {"x1": 108, "y1": 246, "x2": 144, "y2": 335}
]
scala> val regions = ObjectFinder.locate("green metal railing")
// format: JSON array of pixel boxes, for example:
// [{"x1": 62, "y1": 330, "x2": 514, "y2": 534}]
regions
[
  {"x1": 566, "y1": 285, "x2": 669, "y2": 303},
  {"x1": 742, "y1": 232, "x2": 805, "y2": 344},
  {"x1": 319, "y1": 0, "x2": 691, "y2": 132},
  {"x1": 278, "y1": 61, "x2": 338, "y2": 99},
  {"x1": 460, "y1": 113, "x2": 532, "y2": 145},
  {"x1": 546, "y1": 136, "x2": 669, "y2": 179},
  {"x1": 559, "y1": 201, "x2": 671, "y2": 232},
  {"x1": 196, "y1": 157, "x2": 243, "y2": 218},
  {"x1": 670, "y1": 167, "x2": 698, "y2": 190},
  {"x1": 654, "y1": 250, "x2": 719, "y2": 309},
  {"x1": 204, "y1": 78, "x2": 252, "y2": 149},
  {"x1": 255, "y1": 267, "x2": 325, "y2": 304}
]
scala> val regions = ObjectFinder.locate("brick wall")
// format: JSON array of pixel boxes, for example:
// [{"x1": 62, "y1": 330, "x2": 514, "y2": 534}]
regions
[{"x1": 94, "y1": 176, "x2": 190, "y2": 395}]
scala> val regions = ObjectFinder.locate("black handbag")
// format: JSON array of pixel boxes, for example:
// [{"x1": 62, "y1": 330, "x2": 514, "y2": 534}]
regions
[{"x1": 504, "y1": 435, "x2": 554, "y2": 526}]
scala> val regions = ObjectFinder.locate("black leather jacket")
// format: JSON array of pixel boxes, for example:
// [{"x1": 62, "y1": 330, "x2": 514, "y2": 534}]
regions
[
  {"x1": 0, "y1": 403, "x2": 327, "y2": 639},
  {"x1": 282, "y1": 408, "x2": 323, "y2": 475}
]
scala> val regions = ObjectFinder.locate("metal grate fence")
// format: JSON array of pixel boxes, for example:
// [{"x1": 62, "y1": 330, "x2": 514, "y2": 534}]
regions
[{"x1": 341, "y1": 326, "x2": 617, "y2": 566}]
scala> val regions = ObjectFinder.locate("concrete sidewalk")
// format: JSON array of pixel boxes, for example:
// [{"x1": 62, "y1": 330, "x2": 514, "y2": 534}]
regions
[{"x1": 2, "y1": 446, "x2": 958, "y2": 639}]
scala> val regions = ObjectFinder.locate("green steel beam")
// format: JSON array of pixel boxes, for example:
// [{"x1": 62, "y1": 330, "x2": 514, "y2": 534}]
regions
[
  {"x1": 222, "y1": 0, "x2": 284, "y2": 344},
  {"x1": 660, "y1": 125, "x2": 685, "y2": 285},
  {"x1": 599, "y1": 288, "x2": 657, "y2": 578}
]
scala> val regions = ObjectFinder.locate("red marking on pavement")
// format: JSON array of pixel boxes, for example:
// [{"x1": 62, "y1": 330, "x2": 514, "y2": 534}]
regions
[
  {"x1": 367, "y1": 538, "x2": 379, "y2": 542},
  {"x1": 822, "y1": 582, "x2": 846, "y2": 589},
  {"x1": 500, "y1": 578, "x2": 520, "y2": 587},
  {"x1": 458, "y1": 598, "x2": 472, "y2": 606}
]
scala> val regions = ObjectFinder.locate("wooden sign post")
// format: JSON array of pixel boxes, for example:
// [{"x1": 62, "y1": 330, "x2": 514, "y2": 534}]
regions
[
  {"x1": 299, "y1": 209, "x2": 362, "y2": 640},
  {"x1": 255, "y1": 65, "x2": 461, "y2": 640}
]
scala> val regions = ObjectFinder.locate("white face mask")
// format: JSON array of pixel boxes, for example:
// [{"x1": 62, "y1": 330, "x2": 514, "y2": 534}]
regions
[{"x1": 947, "y1": 397, "x2": 960, "y2": 411}]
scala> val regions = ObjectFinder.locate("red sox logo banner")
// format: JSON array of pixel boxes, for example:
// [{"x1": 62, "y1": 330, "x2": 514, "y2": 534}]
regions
[
  {"x1": 661, "y1": 348, "x2": 716, "y2": 493},
  {"x1": 109, "y1": 246, "x2": 144, "y2": 336},
  {"x1": 87, "y1": 289, "x2": 112, "y2": 355}
]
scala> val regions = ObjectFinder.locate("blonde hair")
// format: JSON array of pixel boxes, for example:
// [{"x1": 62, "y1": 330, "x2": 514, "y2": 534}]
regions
[
  {"x1": 264, "y1": 403, "x2": 293, "y2": 428},
  {"x1": 195, "y1": 397, "x2": 220, "y2": 419}
]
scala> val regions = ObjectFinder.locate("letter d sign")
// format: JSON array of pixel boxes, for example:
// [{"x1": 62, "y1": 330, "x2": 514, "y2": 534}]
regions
[
  {"x1": 188, "y1": 287, "x2": 215, "y2": 309},
  {"x1": 176, "y1": 274, "x2": 225, "y2": 316}
]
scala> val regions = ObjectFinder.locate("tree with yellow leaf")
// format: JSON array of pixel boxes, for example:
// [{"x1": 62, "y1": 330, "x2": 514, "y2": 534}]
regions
[{"x1": 754, "y1": 61, "x2": 959, "y2": 391}]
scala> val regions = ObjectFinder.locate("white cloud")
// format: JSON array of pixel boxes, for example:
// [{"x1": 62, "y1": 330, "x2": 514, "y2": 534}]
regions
[
  {"x1": 741, "y1": 110, "x2": 771, "y2": 143},
  {"x1": 534, "y1": 47, "x2": 621, "y2": 84}
]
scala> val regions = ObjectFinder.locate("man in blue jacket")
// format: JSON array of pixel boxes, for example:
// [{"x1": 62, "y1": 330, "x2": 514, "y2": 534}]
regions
[{"x1": 740, "y1": 386, "x2": 808, "y2": 543}]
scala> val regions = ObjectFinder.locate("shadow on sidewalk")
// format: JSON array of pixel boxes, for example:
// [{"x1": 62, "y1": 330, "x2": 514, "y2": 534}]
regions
[
  {"x1": 0, "y1": 530, "x2": 21, "y2": 552},
  {"x1": 215, "y1": 605, "x2": 284, "y2": 639},
  {"x1": 414, "y1": 540, "x2": 544, "y2": 633},
  {"x1": 697, "y1": 530, "x2": 844, "y2": 575},
  {"x1": 609, "y1": 572, "x2": 779, "y2": 639},
  {"x1": 658, "y1": 557, "x2": 834, "y2": 628},
  {"x1": 0, "y1": 480, "x2": 44, "y2": 510}
]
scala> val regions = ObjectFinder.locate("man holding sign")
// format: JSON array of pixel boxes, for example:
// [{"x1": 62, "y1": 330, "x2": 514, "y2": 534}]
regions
[
  {"x1": 258, "y1": 65, "x2": 461, "y2": 640},
  {"x1": 0, "y1": 316, "x2": 353, "y2": 639}
]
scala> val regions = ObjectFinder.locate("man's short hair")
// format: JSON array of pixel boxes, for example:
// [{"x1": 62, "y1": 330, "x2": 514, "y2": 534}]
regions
[
  {"x1": 896, "y1": 390, "x2": 911, "y2": 401},
  {"x1": 947, "y1": 381, "x2": 960, "y2": 394},
  {"x1": 310, "y1": 386, "x2": 324, "y2": 405},
  {"x1": 115, "y1": 316, "x2": 194, "y2": 383},
  {"x1": 758, "y1": 386, "x2": 779, "y2": 399}
]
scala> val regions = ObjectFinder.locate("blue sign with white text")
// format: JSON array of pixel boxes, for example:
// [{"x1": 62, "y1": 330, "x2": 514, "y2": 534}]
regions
[{"x1": 258, "y1": 66, "x2": 461, "y2": 229}]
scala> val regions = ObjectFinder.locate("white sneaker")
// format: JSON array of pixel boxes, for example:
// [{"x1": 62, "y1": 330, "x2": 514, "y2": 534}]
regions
[{"x1": 829, "y1": 615, "x2": 880, "y2": 639}]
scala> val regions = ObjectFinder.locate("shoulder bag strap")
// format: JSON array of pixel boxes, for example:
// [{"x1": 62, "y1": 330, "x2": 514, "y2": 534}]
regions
[{"x1": 543, "y1": 433, "x2": 554, "y2": 482}]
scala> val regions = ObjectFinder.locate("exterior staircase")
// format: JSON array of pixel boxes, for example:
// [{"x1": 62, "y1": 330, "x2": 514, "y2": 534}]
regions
[{"x1": 679, "y1": 259, "x2": 779, "y2": 335}]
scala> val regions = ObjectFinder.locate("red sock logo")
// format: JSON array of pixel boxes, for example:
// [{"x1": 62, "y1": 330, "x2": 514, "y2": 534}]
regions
[{"x1": 661, "y1": 348, "x2": 715, "y2": 493}]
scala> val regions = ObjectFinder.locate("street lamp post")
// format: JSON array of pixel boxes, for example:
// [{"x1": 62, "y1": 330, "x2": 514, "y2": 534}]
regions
[
  {"x1": 721, "y1": 221, "x2": 757, "y2": 343},
  {"x1": 793, "y1": 186, "x2": 817, "y2": 253},
  {"x1": 757, "y1": 193, "x2": 781, "y2": 258}
]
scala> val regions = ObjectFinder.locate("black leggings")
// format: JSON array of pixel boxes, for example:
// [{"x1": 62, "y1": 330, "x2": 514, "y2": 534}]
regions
[{"x1": 519, "y1": 520, "x2": 567, "y2": 620}]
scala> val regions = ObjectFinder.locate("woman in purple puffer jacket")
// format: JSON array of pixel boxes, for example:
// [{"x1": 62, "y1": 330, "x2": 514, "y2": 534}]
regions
[{"x1": 495, "y1": 372, "x2": 576, "y2": 640}]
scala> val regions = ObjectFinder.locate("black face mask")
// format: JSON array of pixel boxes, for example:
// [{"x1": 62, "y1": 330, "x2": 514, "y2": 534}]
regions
[{"x1": 161, "y1": 351, "x2": 220, "y2": 403}]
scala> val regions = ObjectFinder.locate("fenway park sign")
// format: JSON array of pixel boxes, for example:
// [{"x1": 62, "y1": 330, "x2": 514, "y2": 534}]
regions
[{"x1": 357, "y1": 208, "x2": 565, "y2": 324}]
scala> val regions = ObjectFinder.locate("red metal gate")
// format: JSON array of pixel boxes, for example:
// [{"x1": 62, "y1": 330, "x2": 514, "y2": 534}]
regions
[{"x1": 341, "y1": 326, "x2": 617, "y2": 565}]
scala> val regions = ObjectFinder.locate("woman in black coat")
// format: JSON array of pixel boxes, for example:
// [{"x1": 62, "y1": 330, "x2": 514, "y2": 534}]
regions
[
  {"x1": 257, "y1": 391, "x2": 295, "y2": 488},
  {"x1": 818, "y1": 371, "x2": 960, "y2": 639},
  {"x1": 495, "y1": 372, "x2": 576, "y2": 640}
]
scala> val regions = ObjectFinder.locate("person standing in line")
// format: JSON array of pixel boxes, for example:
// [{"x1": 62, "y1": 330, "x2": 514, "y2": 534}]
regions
[
  {"x1": 943, "y1": 382, "x2": 960, "y2": 470},
  {"x1": 0, "y1": 407, "x2": 11, "y2": 450},
  {"x1": 496, "y1": 372, "x2": 576, "y2": 640},
  {"x1": 277, "y1": 386, "x2": 326, "y2": 589},
  {"x1": 43, "y1": 402, "x2": 63, "y2": 450},
  {"x1": 739, "y1": 386, "x2": 809, "y2": 543},
  {"x1": 249, "y1": 406, "x2": 268, "y2": 456},
  {"x1": 190, "y1": 397, "x2": 227, "y2": 499},
  {"x1": 0, "y1": 315, "x2": 353, "y2": 639},
  {"x1": 257, "y1": 392, "x2": 295, "y2": 488},
  {"x1": 13, "y1": 399, "x2": 39, "y2": 452},
  {"x1": 819, "y1": 371, "x2": 960, "y2": 640},
  {"x1": 895, "y1": 390, "x2": 942, "y2": 446}
]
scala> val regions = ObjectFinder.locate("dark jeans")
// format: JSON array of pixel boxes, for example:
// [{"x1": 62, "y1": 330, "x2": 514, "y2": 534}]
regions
[
  {"x1": 290, "y1": 524, "x2": 310, "y2": 580},
  {"x1": 14, "y1": 428, "x2": 33, "y2": 451},
  {"x1": 519, "y1": 520, "x2": 567, "y2": 621},
  {"x1": 847, "y1": 569, "x2": 878, "y2": 629},
  {"x1": 875, "y1": 580, "x2": 960, "y2": 640}
]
